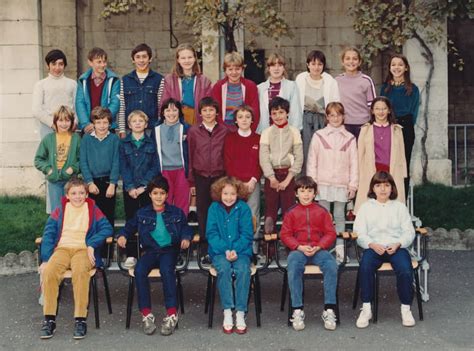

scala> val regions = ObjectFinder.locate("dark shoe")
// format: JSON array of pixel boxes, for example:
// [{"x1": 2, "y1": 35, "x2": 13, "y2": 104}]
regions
[
  {"x1": 73, "y1": 320, "x2": 87, "y2": 339},
  {"x1": 40, "y1": 320, "x2": 56, "y2": 339},
  {"x1": 187, "y1": 211, "x2": 198, "y2": 223},
  {"x1": 176, "y1": 254, "x2": 184, "y2": 267},
  {"x1": 200, "y1": 254, "x2": 211, "y2": 266}
]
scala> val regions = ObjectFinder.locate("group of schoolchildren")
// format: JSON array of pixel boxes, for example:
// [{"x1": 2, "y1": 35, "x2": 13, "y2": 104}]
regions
[{"x1": 33, "y1": 43, "x2": 420, "y2": 339}]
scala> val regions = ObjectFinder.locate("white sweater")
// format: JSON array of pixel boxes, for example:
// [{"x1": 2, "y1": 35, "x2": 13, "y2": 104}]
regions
[
  {"x1": 354, "y1": 199, "x2": 415, "y2": 249},
  {"x1": 32, "y1": 74, "x2": 77, "y2": 127}
]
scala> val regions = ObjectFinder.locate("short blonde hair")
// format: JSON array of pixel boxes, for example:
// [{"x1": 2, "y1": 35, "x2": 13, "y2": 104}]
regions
[
  {"x1": 127, "y1": 110, "x2": 149, "y2": 124},
  {"x1": 223, "y1": 51, "x2": 245, "y2": 70},
  {"x1": 52, "y1": 106, "x2": 75, "y2": 132}
]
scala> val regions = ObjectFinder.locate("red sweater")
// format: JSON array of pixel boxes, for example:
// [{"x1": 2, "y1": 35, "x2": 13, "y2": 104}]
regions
[
  {"x1": 224, "y1": 131, "x2": 262, "y2": 182},
  {"x1": 187, "y1": 123, "x2": 229, "y2": 185},
  {"x1": 211, "y1": 77, "x2": 260, "y2": 132},
  {"x1": 280, "y1": 202, "x2": 336, "y2": 250}
]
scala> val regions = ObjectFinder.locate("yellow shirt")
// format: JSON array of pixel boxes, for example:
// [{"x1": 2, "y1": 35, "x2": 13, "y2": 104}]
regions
[
  {"x1": 56, "y1": 132, "x2": 72, "y2": 170},
  {"x1": 57, "y1": 202, "x2": 89, "y2": 249}
]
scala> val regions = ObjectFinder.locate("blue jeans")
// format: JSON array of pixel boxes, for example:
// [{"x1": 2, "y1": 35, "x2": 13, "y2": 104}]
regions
[
  {"x1": 287, "y1": 250, "x2": 338, "y2": 307},
  {"x1": 359, "y1": 248, "x2": 413, "y2": 305},
  {"x1": 48, "y1": 180, "x2": 66, "y2": 213},
  {"x1": 135, "y1": 250, "x2": 177, "y2": 311},
  {"x1": 212, "y1": 254, "x2": 251, "y2": 312}
]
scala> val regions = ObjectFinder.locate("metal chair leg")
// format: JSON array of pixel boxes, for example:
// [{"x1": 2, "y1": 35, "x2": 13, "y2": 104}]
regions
[
  {"x1": 126, "y1": 276, "x2": 134, "y2": 329},
  {"x1": 91, "y1": 275, "x2": 100, "y2": 329},
  {"x1": 353, "y1": 268, "x2": 360, "y2": 309},
  {"x1": 336, "y1": 270, "x2": 341, "y2": 325},
  {"x1": 414, "y1": 268, "x2": 423, "y2": 321},
  {"x1": 254, "y1": 274, "x2": 262, "y2": 327},
  {"x1": 374, "y1": 273, "x2": 379, "y2": 323},
  {"x1": 100, "y1": 268, "x2": 112, "y2": 314},
  {"x1": 208, "y1": 276, "x2": 216, "y2": 328},
  {"x1": 280, "y1": 271, "x2": 288, "y2": 312},
  {"x1": 204, "y1": 274, "x2": 211, "y2": 314},
  {"x1": 177, "y1": 273, "x2": 185, "y2": 314},
  {"x1": 287, "y1": 287, "x2": 292, "y2": 327}
]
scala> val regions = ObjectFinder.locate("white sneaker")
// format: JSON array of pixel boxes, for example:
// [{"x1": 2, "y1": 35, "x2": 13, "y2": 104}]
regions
[
  {"x1": 123, "y1": 257, "x2": 137, "y2": 269},
  {"x1": 235, "y1": 311, "x2": 247, "y2": 334},
  {"x1": 290, "y1": 309, "x2": 305, "y2": 331},
  {"x1": 321, "y1": 309, "x2": 337, "y2": 330},
  {"x1": 223, "y1": 309, "x2": 233, "y2": 333},
  {"x1": 401, "y1": 305, "x2": 416, "y2": 327},
  {"x1": 356, "y1": 303, "x2": 372, "y2": 328},
  {"x1": 142, "y1": 313, "x2": 157, "y2": 335}
]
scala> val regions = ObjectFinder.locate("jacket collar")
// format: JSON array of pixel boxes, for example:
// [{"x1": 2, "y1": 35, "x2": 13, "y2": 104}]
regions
[{"x1": 79, "y1": 68, "x2": 119, "y2": 81}]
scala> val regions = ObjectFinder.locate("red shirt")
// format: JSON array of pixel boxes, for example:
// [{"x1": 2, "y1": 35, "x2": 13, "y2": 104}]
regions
[{"x1": 224, "y1": 131, "x2": 262, "y2": 182}]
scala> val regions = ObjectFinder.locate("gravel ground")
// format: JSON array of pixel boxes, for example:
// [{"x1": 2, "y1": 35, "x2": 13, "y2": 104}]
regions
[{"x1": 0, "y1": 250, "x2": 473, "y2": 351}]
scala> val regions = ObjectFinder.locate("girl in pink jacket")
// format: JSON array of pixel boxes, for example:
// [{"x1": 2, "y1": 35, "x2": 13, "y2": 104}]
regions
[
  {"x1": 306, "y1": 102, "x2": 358, "y2": 262},
  {"x1": 161, "y1": 43, "x2": 212, "y2": 126}
]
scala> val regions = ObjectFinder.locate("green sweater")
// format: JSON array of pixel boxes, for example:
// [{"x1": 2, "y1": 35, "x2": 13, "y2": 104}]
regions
[{"x1": 34, "y1": 132, "x2": 81, "y2": 182}]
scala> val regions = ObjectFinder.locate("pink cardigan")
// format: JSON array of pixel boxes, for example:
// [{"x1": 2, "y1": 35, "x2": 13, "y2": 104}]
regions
[
  {"x1": 160, "y1": 73, "x2": 212, "y2": 125},
  {"x1": 306, "y1": 125, "x2": 358, "y2": 191}
]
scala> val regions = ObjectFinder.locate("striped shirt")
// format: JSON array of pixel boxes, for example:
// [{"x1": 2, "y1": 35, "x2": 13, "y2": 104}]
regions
[{"x1": 224, "y1": 82, "x2": 243, "y2": 125}]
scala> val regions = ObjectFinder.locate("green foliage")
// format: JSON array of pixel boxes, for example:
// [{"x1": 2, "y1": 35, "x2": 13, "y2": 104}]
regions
[
  {"x1": 0, "y1": 196, "x2": 48, "y2": 256},
  {"x1": 183, "y1": 0, "x2": 292, "y2": 53},
  {"x1": 349, "y1": 0, "x2": 474, "y2": 69},
  {"x1": 100, "y1": 0, "x2": 153, "y2": 19},
  {"x1": 414, "y1": 183, "x2": 474, "y2": 230}
]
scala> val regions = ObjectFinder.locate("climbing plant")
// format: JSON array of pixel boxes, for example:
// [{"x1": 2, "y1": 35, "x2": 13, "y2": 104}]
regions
[{"x1": 350, "y1": 0, "x2": 474, "y2": 183}]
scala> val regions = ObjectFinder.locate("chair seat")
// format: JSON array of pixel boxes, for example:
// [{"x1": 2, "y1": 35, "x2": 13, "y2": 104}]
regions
[
  {"x1": 127, "y1": 268, "x2": 162, "y2": 278},
  {"x1": 209, "y1": 264, "x2": 257, "y2": 277},
  {"x1": 62, "y1": 268, "x2": 96, "y2": 279},
  {"x1": 304, "y1": 265, "x2": 322, "y2": 274},
  {"x1": 378, "y1": 260, "x2": 419, "y2": 271}
]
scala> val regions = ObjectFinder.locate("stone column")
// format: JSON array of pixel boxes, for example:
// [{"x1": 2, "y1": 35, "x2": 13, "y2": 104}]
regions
[
  {"x1": 405, "y1": 23, "x2": 452, "y2": 186},
  {"x1": 0, "y1": 0, "x2": 44, "y2": 195}
]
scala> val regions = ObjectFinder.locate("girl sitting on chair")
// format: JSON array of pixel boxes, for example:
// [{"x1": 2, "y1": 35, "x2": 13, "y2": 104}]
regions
[
  {"x1": 206, "y1": 176, "x2": 253, "y2": 334},
  {"x1": 353, "y1": 171, "x2": 416, "y2": 328}
]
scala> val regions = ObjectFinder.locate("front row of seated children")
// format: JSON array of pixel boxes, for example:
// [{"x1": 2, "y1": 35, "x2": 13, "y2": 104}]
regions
[{"x1": 39, "y1": 170, "x2": 417, "y2": 339}]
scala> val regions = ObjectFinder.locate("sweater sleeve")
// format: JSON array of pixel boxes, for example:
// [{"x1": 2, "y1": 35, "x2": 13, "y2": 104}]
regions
[
  {"x1": 79, "y1": 136, "x2": 93, "y2": 183},
  {"x1": 410, "y1": 85, "x2": 420, "y2": 125},
  {"x1": 280, "y1": 211, "x2": 299, "y2": 250},
  {"x1": 32, "y1": 80, "x2": 51, "y2": 126},
  {"x1": 305, "y1": 133, "x2": 319, "y2": 180},
  {"x1": 246, "y1": 81, "x2": 260, "y2": 133},
  {"x1": 109, "y1": 136, "x2": 121, "y2": 184},
  {"x1": 34, "y1": 137, "x2": 53, "y2": 175},
  {"x1": 289, "y1": 129, "x2": 303, "y2": 176},
  {"x1": 366, "y1": 76, "x2": 377, "y2": 107},
  {"x1": 118, "y1": 79, "x2": 126, "y2": 134},
  {"x1": 232, "y1": 204, "x2": 254, "y2": 255},
  {"x1": 288, "y1": 81, "x2": 303, "y2": 130},
  {"x1": 398, "y1": 204, "x2": 416, "y2": 248},
  {"x1": 259, "y1": 129, "x2": 274, "y2": 178},
  {"x1": 354, "y1": 204, "x2": 371, "y2": 249},
  {"x1": 187, "y1": 128, "x2": 196, "y2": 185},
  {"x1": 206, "y1": 203, "x2": 230, "y2": 255},
  {"x1": 348, "y1": 137, "x2": 359, "y2": 191}
]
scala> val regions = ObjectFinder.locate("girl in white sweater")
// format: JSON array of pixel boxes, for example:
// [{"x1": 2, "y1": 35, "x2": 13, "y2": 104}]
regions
[{"x1": 353, "y1": 171, "x2": 416, "y2": 329}]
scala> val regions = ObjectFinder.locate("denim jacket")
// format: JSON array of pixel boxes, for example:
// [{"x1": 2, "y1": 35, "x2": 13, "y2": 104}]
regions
[
  {"x1": 117, "y1": 203, "x2": 193, "y2": 253},
  {"x1": 119, "y1": 133, "x2": 161, "y2": 191},
  {"x1": 121, "y1": 70, "x2": 164, "y2": 128}
]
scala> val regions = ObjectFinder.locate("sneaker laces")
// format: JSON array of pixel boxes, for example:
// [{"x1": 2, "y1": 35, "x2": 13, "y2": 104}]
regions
[
  {"x1": 142, "y1": 313, "x2": 155, "y2": 323},
  {"x1": 163, "y1": 314, "x2": 177, "y2": 327},
  {"x1": 323, "y1": 309, "x2": 337, "y2": 323}
]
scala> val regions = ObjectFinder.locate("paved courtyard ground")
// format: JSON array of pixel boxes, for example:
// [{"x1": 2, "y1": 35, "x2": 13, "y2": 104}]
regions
[{"x1": 0, "y1": 250, "x2": 473, "y2": 351}]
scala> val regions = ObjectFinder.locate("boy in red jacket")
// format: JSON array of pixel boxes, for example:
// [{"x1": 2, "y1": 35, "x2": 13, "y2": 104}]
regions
[{"x1": 280, "y1": 176, "x2": 338, "y2": 332}]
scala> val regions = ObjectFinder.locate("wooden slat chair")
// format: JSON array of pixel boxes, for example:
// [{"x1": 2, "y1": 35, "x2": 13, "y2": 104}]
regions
[
  {"x1": 116, "y1": 233, "x2": 191, "y2": 329},
  {"x1": 196, "y1": 216, "x2": 268, "y2": 328},
  {"x1": 351, "y1": 228, "x2": 429, "y2": 323},
  {"x1": 35, "y1": 236, "x2": 114, "y2": 328},
  {"x1": 265, "y1": 232, "x2": 351, "y2": 326}
]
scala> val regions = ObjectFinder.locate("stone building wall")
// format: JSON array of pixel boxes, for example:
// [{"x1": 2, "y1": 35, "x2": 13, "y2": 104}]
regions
[{"x1": 0, "y1": 0, "x2": 452, "y2": 195}]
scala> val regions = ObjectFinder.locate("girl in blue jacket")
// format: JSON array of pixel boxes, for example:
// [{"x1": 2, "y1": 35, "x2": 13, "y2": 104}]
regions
[{"x1": 206, "y1": 176, "x2": 253, "y2": 335}]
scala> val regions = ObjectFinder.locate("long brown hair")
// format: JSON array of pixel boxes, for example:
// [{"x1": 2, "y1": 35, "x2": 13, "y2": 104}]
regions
[
  {"x1": 172, "y1": 43, "x2": 201, "y2": 77},
  {"x1": 383, "y1": 53, "x2": 414, "y2": 96}
]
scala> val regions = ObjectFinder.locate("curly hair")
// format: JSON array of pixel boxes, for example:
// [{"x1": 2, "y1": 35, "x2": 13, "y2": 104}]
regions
[{"x1": 210, "y1": 176, "x2": 248, "y2": 202}]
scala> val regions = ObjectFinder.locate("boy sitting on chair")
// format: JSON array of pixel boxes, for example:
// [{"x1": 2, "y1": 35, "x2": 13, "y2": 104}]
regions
[
  {"x1": 39, "y1": 177, "x2": 112, "y2": 340},
  {"x1": 117, "y1": 175, "x2": 192, "y2": 336},
  {"x1": 280, "y1": 176, "x2": 339, "y2": 331}
]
